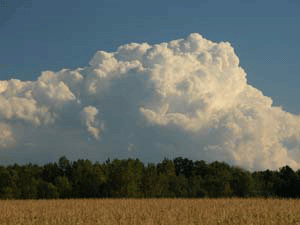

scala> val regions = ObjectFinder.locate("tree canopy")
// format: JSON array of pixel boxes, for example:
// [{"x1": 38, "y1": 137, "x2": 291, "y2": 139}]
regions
[{"x1": 0, "y1": 156, "x2": 299, "y2": 199}]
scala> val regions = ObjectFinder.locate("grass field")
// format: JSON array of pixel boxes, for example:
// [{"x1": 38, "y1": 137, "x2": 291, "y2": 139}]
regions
[{"x1": 0, "y1": 198, "x2": 299, "y2": 224}]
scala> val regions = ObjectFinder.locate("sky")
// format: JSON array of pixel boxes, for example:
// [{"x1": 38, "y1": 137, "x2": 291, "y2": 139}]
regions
[{"x1": 0, "y1": 0, "x2": 300, "y2": 171}]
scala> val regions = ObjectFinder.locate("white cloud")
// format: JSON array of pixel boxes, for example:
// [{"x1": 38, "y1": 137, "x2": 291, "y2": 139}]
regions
[
  {"x1": 0, "y1": 123, "x2": 15, "y2": 147},
  {"x1": 80, "y1": 106, "x2": 104, "y2": 140},
  {"x1": 1, "y1": 33, "x2": 300, "y2": 171}
]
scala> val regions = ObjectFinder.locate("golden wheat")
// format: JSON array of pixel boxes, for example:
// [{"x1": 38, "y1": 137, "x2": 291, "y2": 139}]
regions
[{"x1": 0, "y1": 198, "x2": 299, "y2": 225}]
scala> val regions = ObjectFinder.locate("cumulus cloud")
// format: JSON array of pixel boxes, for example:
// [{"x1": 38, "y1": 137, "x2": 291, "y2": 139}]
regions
[
  {"x1": 80, "y1": 106, "x2": 104, "y2": 140},
  {"x1": 0, "y1": 123, "x2": 15, "y2": 147},
  {"x1": 1, "y1": 33, "x2": 300, "y2": 171}
]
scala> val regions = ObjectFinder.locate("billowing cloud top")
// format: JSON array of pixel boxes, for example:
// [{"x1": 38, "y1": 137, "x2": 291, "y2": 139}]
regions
[{"x1": 1, "y1": 33, "x2": 300, "y2": 171}]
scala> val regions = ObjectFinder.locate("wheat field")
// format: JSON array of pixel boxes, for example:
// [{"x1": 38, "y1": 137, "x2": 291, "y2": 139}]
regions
[{"x1": 0, "y1": 198, "x2": 299, "y2": 225}]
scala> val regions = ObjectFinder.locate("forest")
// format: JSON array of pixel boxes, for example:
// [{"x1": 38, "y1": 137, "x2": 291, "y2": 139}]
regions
[{"x1": 0, "y1": 156, "x2": 299, "y2": 199}]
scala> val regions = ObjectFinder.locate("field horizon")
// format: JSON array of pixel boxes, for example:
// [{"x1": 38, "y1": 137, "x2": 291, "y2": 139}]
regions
[{"x1": 0, "y1": 198, "x2": 299, "y2": 224}]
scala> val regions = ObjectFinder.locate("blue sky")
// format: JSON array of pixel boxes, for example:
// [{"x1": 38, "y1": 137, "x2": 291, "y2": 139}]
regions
[
  {"x1": 0, "y1": 0, "x2": 300, "y2": 170},
  {"x1": 1, "y1": 0, "x2": 300, "y2": 114}
]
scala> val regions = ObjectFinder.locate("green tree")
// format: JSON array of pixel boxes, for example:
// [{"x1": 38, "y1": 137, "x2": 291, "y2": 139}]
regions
[
  {"x1": 17, "y1": 165, "x2": 39, "y2": 199},
  {"x1": 18, "y1": 177, "x2": 39, "y2": 199},
  {"x1": 168, "y1": 175, "x2": 189, "y2": 198},
  {"x1": 157, "y1": 158, "x2": 176, "y2": 177},
  {"x1": 155, "y1": 158, "x2": 176, "y2": 197},
  {"x1": 141, "y1": 163, "x2": 159, "y2": 197},
  {"x1": 0, "y1": 168, "x2": 18, "y2": 199},
  {"x1": 37, "y1": 180, "x2": 59, "y2": 199},
  {"x1": 124, "y1": 159, "x2": 144, "y2": 198},
  {"x1": 58, "y1": 156, "x2": 72, "y2": 179},
  {"x1": 41, "y1": 162, "x2": 60, "y2": 184},
  {"x1": 252, "y1": 170, "x2": 279, "y2": 198},
  {"x1": 230, "y1": 167, "x2": 254, "y2": 197},
  {"x1": 173, "y1": 157, "x2": 194, "y2": 178},
  {"x1": 54, "y1": 176, "x2": 72, "y2": 198},
  {"x1": 1, "y1": 187, "x2": 14, "y2": 199},
  {"x1": 156, "y1": 173, "x2": 172, "y2": 197},
  {"x1": 71, "y1": 159, "x2": 104, "y2": 198},
  {"x1": 277, "y1": 165, "x2": 297, "y2": 198},
  {"x1": 107, "y1": 159, "x2": 125, "y2": 197},
  {"x1": 202, "y1": 161, "x2": 233, "y2": 197},
  {"x1": 223, "y1": 182, "x2": 233, "y2": 197},
  {"x1": 192, "y1": 160, "x2": 207, "y2": 177},
  {"x1": 190, "y1": 175, "x2": 208, "y2": 198},
  {"x1": 0, "y1": 168, "x2": 12, "y2": 189}
]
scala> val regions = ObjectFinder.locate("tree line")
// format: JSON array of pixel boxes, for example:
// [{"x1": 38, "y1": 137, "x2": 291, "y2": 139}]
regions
[{"x1": 0, "y1": 156, "x2": 299, "y2": 199}]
